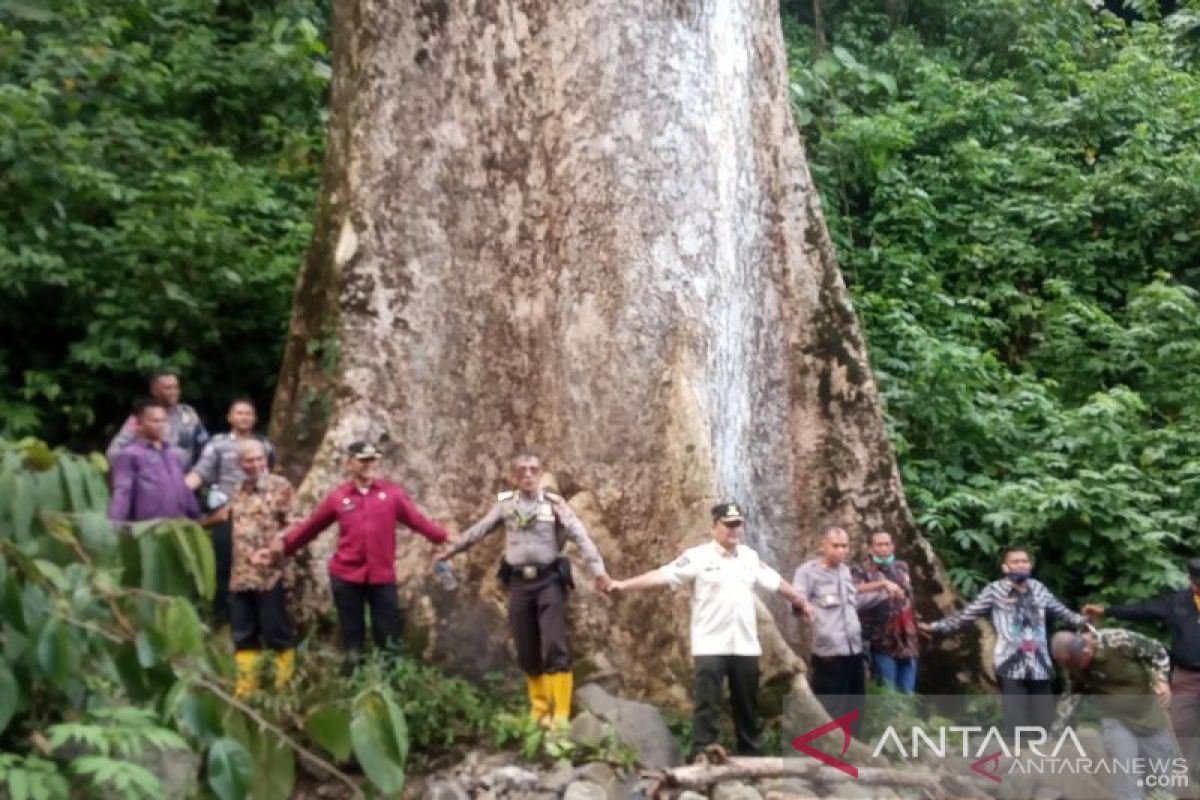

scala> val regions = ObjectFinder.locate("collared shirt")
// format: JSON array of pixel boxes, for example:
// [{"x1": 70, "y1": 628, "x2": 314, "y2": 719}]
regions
[
  {"x1": 794, "y1": 559, "x2": 884, "y2": 658},
  {"x1": 106, "y1": 403, "x2": 209, "y2": 470},
  {"x1": 852, "y1": 557, "x2": 919, "y2": 659},
  {"x1": 658, "y1": 542, "x2": 782, "y2": 657},
  {"x1": 190, "y1": 432, "x2": 277, "y2": 495},
  {"x1": 447, "y1": 490, "x2": 607, "y2": 577},
  {"x1": 283, "y1": 479, "x2": 448, "y2": 584},
  {"x1": 108, "y1": 439, "x2": 200, "y2": 522},
  {"x1": 229, "y1": 474, "x2": 294, "y2": 591},
  {"x1": 1109, "y1": 589, "x2": 1200, "y2": 671},
  {"x1": 930, "y1": 577, "x2": 1085, "y2": 680},
  {"x1": 1057, "y1": 629, "x2": 1172, "y2": 734}
]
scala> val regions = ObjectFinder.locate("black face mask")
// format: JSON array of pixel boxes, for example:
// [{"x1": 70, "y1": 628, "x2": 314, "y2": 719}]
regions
[{"x1": 1007, "y1": 570, "x2": 1031, "y2": 584}]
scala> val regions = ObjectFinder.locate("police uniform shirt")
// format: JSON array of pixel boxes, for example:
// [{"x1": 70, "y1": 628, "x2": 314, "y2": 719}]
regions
[
  {"x1": 658, "y1": 542, "x2": 783, "y2": 657},
  {"x1": 448, "y1": 490, "x2": 607, "y2": 577},
  {"x1": 190, "y1": 433, "x2": 277, "y2": 495},
  {"x1": 793, "y1": 558, "x2": 885, "y2": 658}
]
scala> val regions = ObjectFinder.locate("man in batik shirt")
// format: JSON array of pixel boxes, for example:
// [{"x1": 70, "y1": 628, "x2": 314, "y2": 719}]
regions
[
  {"x1": 228, "y1": 439, "x2": 295, "y2": 697},
  {"x1": 853, "y1": 530, "x2": 919, "y2": 693}
]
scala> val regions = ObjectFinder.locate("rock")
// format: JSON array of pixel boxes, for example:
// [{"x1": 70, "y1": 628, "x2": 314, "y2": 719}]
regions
[
  {"x1": 712, "y1": 781, "x2": 764, "y2": 800},
  {"x1": 761, "y1": 777, "x2": 820, "y2": 799},
  {"x1": 144, "y1": 746, "x2": 200, "y2": 800},
  {"x1": 563, "y1": 781, "x2": 609, "y2": 800},
  {"x1": 570, "y1": 711, "x2": 612, "y2": 748},
  {"x1": 575, "y1": 683, "x2": 683, "y2": 769},
  {"x1": 426, "y1": 780, "x2": 470, "y2": 800},
  {"x1": 760, "y1": 778, "x2": 815, "y2": 795},
  {"x1": 815, "y1": 784, "x2": 880, "y2": 799},
  {"x1": 481, "y1": 764, "x2": 539, "y2": 792},
  {"x1": 539, "y1": 762, "x2": 579, "y2": 792},
  {"x1": 574, "y1": 762, "x2": 628, "y2": 800}
]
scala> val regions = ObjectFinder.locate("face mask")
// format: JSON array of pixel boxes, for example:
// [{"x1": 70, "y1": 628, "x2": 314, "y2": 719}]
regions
[
  {"x1": 1007, "y1": 570, "x2": 1031, "y2": 584},
  {"x1": 872, "y1": 555, "x2": 895, "y2": 566}
]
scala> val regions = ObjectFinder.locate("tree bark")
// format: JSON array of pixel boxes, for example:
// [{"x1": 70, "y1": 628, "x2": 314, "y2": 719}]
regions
[{"x1": 270, "y1": 0, "x2": 965, "y2": 702}]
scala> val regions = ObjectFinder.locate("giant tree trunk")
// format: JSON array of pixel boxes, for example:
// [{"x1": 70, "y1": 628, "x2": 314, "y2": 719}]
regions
[{"x1": 271, "y1": 0, "x2": 964, "y2": 706}]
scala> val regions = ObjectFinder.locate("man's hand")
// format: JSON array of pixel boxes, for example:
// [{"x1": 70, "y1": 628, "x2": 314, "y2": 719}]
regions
[
  {"x1": 249, "y1": 548, "x2": 272, "y2": 568},
  {"x1": 1155, "y1": 680, "x2": 1171, "y2": 709},
  {"x1": 884, "y1": 580, "x2": 905, "y2": 601},
  {"x1": 791, "y1": 597, "x2": 814, "y2": 619},
  {"x1": 1082, "y1": 603, "x2": 1105, "y2": 623},
  {"x1": 917, "y1": 622, "x2": 934, "y2": 641},
  {"x1": 595, "y1": 575, "x2": 613, "y2": 594},
  {"x1": 607, "y1": 579, "x2": 625, "y2": 594}
]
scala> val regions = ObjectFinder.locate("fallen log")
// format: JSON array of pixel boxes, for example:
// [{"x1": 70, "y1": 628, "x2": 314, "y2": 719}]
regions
[{"x1": 644, "y1": 756, "x2": 997, "y2": 796}]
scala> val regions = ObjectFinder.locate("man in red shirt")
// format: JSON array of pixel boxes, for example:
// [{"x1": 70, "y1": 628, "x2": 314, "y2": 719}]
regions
[{"x1": 264, "y1": 441, "x2": 451, "y2": 670}]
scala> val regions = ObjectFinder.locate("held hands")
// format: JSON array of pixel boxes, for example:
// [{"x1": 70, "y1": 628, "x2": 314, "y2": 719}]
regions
[
  {"x1": 791, "y1": 597, "x2": 814, "y2": 619},
  {"x1": 884, "y1": 580, "x2": 905, "y2": 601},
  {"x1": 917, "y1": 622, "x2": 934, "y2": 641},
  {"x1": 1081, "y1": 603, "x2": 1105, "y2": 623},
  {"x1": 250, "y1": 539, "x2": 285, "y2": 569},
  {"x1": 1155, "y1": 680, "x2": 1171, "y2": 709},
  {"x1": 595, "y1": 574, "x2": 614, "y2": 594}
]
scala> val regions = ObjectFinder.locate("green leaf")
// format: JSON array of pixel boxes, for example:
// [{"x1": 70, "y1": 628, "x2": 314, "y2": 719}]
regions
[
  {"x1": 59, "y1": 457, "x2": 85, "y2": 511},
  {"x1": 35, "y1": 620, "x2": 73, "y2": 687},
  {"x1": 305, "y1": 704, "x2": 353, "y2": 762},
  {"x1": 159, "y1": 597, "x2": 203, "y2": 657},
  {"x1": 207, "y1": 738, "x2": 252, "y2": 800},
  {"x1": 175, "y1": 688, "x2": 225, "y2": 745},
  {"x1": 0, "y1": 661, "x2": 19, "y2": 734},
  {"x1": 351, "y1": 688, "x2": 408, "y2": 795}
]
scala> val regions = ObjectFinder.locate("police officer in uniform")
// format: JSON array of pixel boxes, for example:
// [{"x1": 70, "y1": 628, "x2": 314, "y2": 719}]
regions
[
  {"x1": 107, "y1": 369, "x2": 209, "y2": 470},
  {"x1": 438, "y1": 450, "x2": 611, "y2": 726}
]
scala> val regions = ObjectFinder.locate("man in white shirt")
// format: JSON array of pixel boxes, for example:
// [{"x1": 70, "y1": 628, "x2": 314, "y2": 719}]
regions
[{"x1": 611, "y1": 502, "x2": 813, "y2": 759}]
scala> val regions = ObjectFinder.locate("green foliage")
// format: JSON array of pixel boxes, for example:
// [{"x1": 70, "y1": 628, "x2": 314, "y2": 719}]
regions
[
  {"x1": 0, "y1": 439, "x2": 435, "y2": 799},
  {"x1": 0, "y1": 0, "x2": 329, "y2": 447},
  {"x1": 786, "y1": 0, "x2": 1200, "y2": 607}
]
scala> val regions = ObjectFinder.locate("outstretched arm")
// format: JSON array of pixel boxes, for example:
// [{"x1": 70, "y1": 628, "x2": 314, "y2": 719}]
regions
[{"x1": 612, "y1": 568, "x2": 671, "y2": 593}]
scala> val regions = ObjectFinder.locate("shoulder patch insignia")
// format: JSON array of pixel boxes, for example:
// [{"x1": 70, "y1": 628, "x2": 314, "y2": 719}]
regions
[{"x1": 497, "y1": 491, "x2": 516, "y2": 502}]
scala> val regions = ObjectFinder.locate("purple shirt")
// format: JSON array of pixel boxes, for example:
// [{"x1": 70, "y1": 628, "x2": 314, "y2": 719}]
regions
[{"x1": 108, "y1": 439, "x2": 200, "y2": 522}]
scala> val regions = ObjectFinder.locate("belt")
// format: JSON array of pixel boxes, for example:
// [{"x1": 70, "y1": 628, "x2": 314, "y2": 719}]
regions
[{"x1": 511, "y1": 563, "x2": 555, "y2": 581}]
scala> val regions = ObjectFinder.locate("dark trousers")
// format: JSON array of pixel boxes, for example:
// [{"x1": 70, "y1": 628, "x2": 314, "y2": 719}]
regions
[
  {"x1": 1170, "y1": 667, "x2": 1200, "y2": 785},
  {"x1": 330, "y1": 576, "x2": 403, "y2": 671},
  {"x1": 997, "y1": 677, "x2": 1054, "y2": 737},
  {"x1": 810, "y1": 653, "x2": 867, "y2": 737},
  {"x1": 230, "y1": 585, "x2": 293, "y2": 651},
  {"x1": 692, "y1": 655, "x2": 762, "y2": 758},
  {"x1": 507, "y1": 572, "x2": 569, "y2": 675},
  {"x1": 209, "y1": 520, "x2": 233, "y2": 623}
]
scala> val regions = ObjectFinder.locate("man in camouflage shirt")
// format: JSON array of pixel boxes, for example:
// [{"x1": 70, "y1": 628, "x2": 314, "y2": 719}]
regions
[
  {"x1": 438, "y1": 450, "x2": 610, "y2": 726},
  {"x1": 1051, "y1": 628, "x2": 1180, "y2": 800},
  {"x1": 187, "y1": 397, "x2": 277, "y2": 623},
  {"x1": 227, "y1": 439, "x2": 296, "y2": 698}
]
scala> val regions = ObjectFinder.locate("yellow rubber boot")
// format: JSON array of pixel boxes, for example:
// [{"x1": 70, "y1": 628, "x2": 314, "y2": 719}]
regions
[
  {"x1": 234, "y1": 650, "x2": 261, "y2": 699},
  {"x1": 527, "y1": 674, "x2": 550, "y2": 724},
  {"x1": 547, "y1": 671, "x2": 574, "y2": 724},
  {"x1": 274, "y1": 649, "x2": 295, "y2": 690}
]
